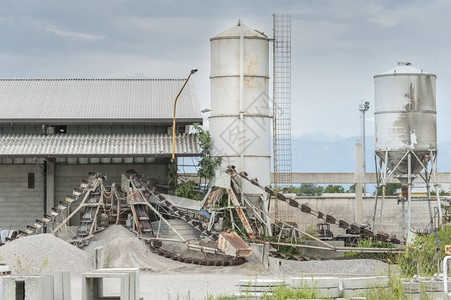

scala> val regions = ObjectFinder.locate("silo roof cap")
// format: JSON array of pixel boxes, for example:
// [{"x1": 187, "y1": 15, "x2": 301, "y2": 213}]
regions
[
  {"x1": 211, "y1": 20, "x2": 268, "y2": 40},
  {"x1": 378, "y1": 62, "x2": 434, "y2": 76}
]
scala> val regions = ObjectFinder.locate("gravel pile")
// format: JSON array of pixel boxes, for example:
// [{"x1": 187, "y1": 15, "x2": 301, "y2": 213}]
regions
[
  {"x1": 0, "y1": 234, "x2": 92, "y2": 276},
  {"x1": 83, "y1": 225, "x2": 255, "y2": 274},
  {"x1": 85, "y1": 225, "x2": 155, "y2": 269},
  {"x1": 269, "y1": 257, "x2": 390, "y2": 277}
]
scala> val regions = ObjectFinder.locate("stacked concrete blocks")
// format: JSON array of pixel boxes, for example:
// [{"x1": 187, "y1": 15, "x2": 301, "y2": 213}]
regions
[
  {"x1": 82, "y1": 268, "x2": 140, "y2": 300},
  {"x1": 291, "y1": 277, "x2": 340, "y2": 298},
  {"x1": 237, "y1": 279, "x2": 286, "y2": 297},
  {"x1": 341, "y1": 276, "x2": 388, "y2": 297},
  {"x1": 401, "y1": 277, "x2": 450, "y2": 300}
]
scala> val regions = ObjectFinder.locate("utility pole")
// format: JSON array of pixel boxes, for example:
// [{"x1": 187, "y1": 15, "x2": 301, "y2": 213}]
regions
[{"x1": 359, "y1": 101, "x2": 370, "y2": 194}]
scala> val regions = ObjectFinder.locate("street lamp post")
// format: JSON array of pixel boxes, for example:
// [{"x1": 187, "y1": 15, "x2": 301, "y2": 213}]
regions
[
  {"x1": 172, "y1": 68, "x2": 198, "y2": 161},
  {"x1": 359, "y1": 101, "x2": 370, "y2": 193}
]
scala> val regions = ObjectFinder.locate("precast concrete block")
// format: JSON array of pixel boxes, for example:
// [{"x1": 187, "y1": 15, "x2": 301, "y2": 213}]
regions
[
  {"x1": 97, "y1": 268, "x2": 140, "y2": 300},
  {"x1": 249, "y1": 243, "x2": 269, "y2": 269},
  {"x1": 342, "y1": 289, "x2": 369, "y2": 298},
  {"x1": 83, "y1": 268, "x2": 140, "y2": 300},
  {"x1": 238, "y1": 279, "x2": 286, "y2": 293},
  {"x1": 291, "y1": 277, "x2": 340, "y2": 288},
  {"x1": 95, "y1": 246, "x2": 104, "y2": 269},
  {"x1": 2, "y1": 275, "x2": 54, "y2": 300},
  {"x1": 290, "y1": 277, "x2": 340, "y2": 298},
  {"x1": 422, "y1": 279, "x2": 443, "y2": 292},
  {"x1": 341, "y1": 276, "x2": 389, "y2": 297},
  {"x1": 341, "y1": 276, "x2": 388, "y2": 289},
  {"x1": 82, "y1": 272, "x2": 130, "y2": 300},
  {"x1": 53, "y1": 271, "x2": 71, "y2": 300}
]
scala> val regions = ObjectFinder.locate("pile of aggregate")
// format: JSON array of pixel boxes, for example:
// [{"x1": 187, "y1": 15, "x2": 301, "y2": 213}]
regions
[
  {"x1": 0, "y1": 233, "x2": 92, "y2": 276},
  {"x1": 83, "y1": 225, "x2": 254, "y2": 275},
  {"x1": 269, "y1": 257, "x2": 390, "y2": 277},
  {"x1": 84, "y1": 225, "x2": 194, "y2": 272}
]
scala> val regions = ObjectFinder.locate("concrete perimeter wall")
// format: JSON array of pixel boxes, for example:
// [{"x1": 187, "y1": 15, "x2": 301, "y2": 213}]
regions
[
  {"x1": 272, "y1": 196, "x2": 439, "y2": 239},
  {"x1": 0, "y1": 165, "x2": 44, "y2": 230}
]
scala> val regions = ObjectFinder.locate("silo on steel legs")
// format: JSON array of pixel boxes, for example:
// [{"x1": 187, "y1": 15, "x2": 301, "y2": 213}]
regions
[
  {"x1": 209, "y1": 21, "x2": 271, "y2": 195},
  {"x1": 373, "y1": 62, "x2": 441, "y2": 237}
]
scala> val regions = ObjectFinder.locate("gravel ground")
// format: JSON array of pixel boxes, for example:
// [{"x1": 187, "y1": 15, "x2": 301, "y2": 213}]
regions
[
  {"x1": 270, "y1": 257, "x2": 391, "y2": 277},
  {"x1": 0, "y1": 226, "x2": 392, "y2": 299},
  {"x1": 70, "y1": 258, "x2": 391, "y2": 300}
]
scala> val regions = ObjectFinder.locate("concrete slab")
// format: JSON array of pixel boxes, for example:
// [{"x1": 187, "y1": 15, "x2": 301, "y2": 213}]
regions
[
  {"x1": 290, "y1": 277, "x2": 340, "y2": 298},
  {"x1": 82, "y1": 272, "x2": 130, "y2": 300},
  {"x1": 2, "y1": 275, "x2": 54, "y2": 300},
  {"x1": 97, "y1": 268, "x2": 140, "y2": 300},
  {"x1": 249, "y1": 243, "x2": 269, "y2": 269},
  {"x1": 82, "y1": 268, "x2": 140, "y2": 300},
  {"x1": 291, "y1": 276, "x2": 340, "y2": 288},
  {"x1": 53, "y1": 271, "x2": 71, "y2": 300}
]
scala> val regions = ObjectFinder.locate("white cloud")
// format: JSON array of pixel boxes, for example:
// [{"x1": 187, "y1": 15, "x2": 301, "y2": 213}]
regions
[{"x1": 44, "y1": 25, "x2": 105, "y2": 40}]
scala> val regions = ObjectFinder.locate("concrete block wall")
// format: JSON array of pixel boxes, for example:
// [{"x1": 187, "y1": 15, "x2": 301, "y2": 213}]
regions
[
  {"x1": 272, "y1": 196, "x2": 438, "y2": 239},
  {"x1": 0, "y1": 165, "x2": 44, "y2": 230}
]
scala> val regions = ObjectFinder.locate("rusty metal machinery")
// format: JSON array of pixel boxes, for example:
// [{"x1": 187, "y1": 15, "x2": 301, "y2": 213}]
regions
[
  {"x1": 1, "y1": 167, "x2": 404, "y2": 264},
  {"x1": 224, "y1": 165, "x2": 402, "y2": 246}
]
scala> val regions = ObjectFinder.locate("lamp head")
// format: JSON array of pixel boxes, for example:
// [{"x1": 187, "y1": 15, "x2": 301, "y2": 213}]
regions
[{"x1": 191, "y1": 68, "x2": 198, "y2": 75}]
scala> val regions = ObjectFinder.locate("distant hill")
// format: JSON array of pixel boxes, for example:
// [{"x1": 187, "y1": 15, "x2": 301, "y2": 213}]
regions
[{"x1": 290, "y1": 133, "x2": 451, "y2": 173}]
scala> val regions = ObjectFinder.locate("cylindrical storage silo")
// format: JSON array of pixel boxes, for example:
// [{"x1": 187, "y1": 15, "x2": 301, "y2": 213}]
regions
[
  {"x1": 209, "y1": 21, "x2": 271, "y2": 194},
  {"x1": 374, "y1": 62, "x2": 437, "y2": 177}
]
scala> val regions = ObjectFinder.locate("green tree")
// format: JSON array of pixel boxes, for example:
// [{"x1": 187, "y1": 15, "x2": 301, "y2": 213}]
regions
[
  {"x1": 347, "y1": 184, "x2": 356, "y2": 193},
  {"x1": 171, "y1": 124, "x2": 222, "y2": 199},
  {"x1": 347, "y1": 184, "x2": 365, "y2": 194},
  {"x1": 296, "y1": 183, "x2": 324, "y2": 196},
  {"x1": 194, "y1": 123, "x2": 222, "y2": 190},
  {"x1": 376, "y1": 183, "x2": 401, "y2": 196},
  {"x1": 324, "y1": 184, "x2": 345, "y2": 193}
]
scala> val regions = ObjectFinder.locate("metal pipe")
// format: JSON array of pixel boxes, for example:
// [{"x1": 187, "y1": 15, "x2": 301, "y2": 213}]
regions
[
  {"x1": 433, "y1": 152, "x2": 443, "y2": 229},
  {"x1": 425, "y1": 171, "x2": 433, "y2": 232},
  {"x1": 171, "y1": 68, "x2": 198, "y2": 161},
  {"x1": 371, "y1": 154, "x2": 380, "y2": 230},
  {"x1": 43, "y1": 159, "x2": 47, "y2": 233},
  {"x1": 407, "y1": 152, "x2": 412, "y2": 232},
  {"x1": 379, "y1": 185, "x2": 386, "y2": 231},
  {"x1": 264, "y1": 240, "x2": 404, "y2": 253},
  {"x1": 239, "y1": 19, "x2": 244, "y2": 171}
]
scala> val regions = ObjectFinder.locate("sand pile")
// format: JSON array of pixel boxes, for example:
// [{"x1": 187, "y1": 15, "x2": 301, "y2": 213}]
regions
[
  {"x1": 83, "y1": 225, "x2": 243, "y2": 274},
  {"x1": 85, "y1": 225, "x2": 183, "y2": 271},
  {"x1": 0, "y1": 234, "x2": 92, "y2": 276}
]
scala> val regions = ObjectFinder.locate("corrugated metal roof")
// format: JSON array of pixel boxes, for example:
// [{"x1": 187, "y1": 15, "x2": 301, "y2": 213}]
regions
[
  {"x1": 0, "y1": 133, "x2": 200, "y2": 157},
  {"x1": 0, "y1": 79, "x2": 202, "y2": 124}
]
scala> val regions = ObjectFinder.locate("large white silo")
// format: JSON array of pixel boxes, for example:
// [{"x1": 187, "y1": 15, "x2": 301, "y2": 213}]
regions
[
  {"x1": 374, "y1": 62, "x2": 437, "y2": 179},
  {"x1": 209, "y1": 20, "x2": 271, "y2": 194},
  {"x1": 373, "y1": 62, "x2": 441, "y2": 234}
]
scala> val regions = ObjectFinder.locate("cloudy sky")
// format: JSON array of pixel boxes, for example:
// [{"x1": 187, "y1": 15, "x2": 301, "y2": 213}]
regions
[{"x1": 2, "y1": 0, "x2": 451, "y2": 143}]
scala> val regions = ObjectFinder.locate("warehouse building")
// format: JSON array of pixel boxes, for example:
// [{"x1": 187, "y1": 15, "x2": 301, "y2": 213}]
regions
[{"x1": 0, "y1": 78, "x2": 202, "y2": 229}]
